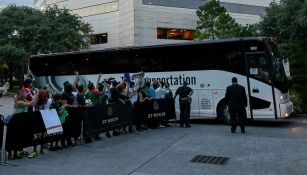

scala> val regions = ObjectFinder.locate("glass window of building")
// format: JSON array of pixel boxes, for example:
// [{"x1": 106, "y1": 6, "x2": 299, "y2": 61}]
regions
[
  {"x1": 167, "y1": 29, "x2": 183, "y2": 40},
  {"x1": 47, "y1": 0, "x2": 67, "y2": 5},
  {"x1": 183, "y1": 30, "x2": 194, "y2": 40},
  {"x1": 111, "y1": 1, "x2": 119, "y2": 11},
  {"x1": 71, "y1": 1, "x2": 119, "y2": 17},
  {"x1": 142, "y1": 0, "x2": 267, "y2": 16},
  {"x1": 157, "y1": 28, "x2": 167, "y2": 39},
  {"x1": 104, "y1": 3, "x2": 112, "y2": 13},
  {"x1": 157, "y1": 28, "x2": 195, "y2": 40},
  {"x1": 91, "y1": 33, "x2": 108, "y2": 45}
]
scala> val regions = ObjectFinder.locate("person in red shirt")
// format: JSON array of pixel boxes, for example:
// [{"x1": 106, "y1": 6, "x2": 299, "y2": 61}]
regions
[{"x1": 22, "y1": 79, "x2": 35, "y2": 112}]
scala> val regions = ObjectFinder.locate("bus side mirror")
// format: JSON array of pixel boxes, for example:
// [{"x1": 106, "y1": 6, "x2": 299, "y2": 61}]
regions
[{"x1": 274, "y1": 59, "x2": 285, "y2": 82}]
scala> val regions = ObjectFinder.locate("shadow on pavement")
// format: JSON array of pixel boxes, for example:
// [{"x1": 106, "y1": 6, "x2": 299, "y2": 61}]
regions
[
  {"x1": 189, "y1": 117, "x2": 300, "y2": 128},
  {"x1": 246, "y1": 119, "x2": 294, "y2": 127}
]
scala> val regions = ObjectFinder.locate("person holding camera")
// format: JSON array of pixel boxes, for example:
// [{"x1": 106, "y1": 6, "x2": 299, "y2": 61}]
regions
[{"x1": 8, "y1": 85, "x2": 39, "y2": 159}]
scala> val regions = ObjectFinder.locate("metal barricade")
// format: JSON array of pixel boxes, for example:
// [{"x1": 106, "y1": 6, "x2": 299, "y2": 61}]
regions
[{"x1": 0, "y1": 114, "x2": 18, "y2": 167}]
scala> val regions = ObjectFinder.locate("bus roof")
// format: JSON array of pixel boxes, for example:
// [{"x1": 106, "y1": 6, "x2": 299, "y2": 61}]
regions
[{"x1": 30, "y1": 37, "x2": 269, "y2": 58}]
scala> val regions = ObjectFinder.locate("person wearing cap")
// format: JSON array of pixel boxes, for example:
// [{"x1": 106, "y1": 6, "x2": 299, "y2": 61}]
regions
[
  {"x1": 174, "y1": 81, "x2": 193, "y2": 128},
  {"x1": 224, "y1": 77, "x2": 247, "y2": 133}
]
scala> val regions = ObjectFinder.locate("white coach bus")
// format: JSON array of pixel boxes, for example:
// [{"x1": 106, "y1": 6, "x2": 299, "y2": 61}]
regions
[{"x1": 29, "y1": 37, "x2": 293, "y2": 123}]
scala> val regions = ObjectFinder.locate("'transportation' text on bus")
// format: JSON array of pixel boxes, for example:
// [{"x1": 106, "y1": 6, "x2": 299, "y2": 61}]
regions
[{"x1": 29, "y1": 37, "x2": 293, "y2": 123}]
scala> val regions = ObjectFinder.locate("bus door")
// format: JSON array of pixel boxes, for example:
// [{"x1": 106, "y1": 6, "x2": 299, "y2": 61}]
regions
[
  {"x1": 245, "y1": 52, "x2": 276, "y2": 119},
  {"x1": 197, "y1": 87, "x2": 214, "y2": 118}
]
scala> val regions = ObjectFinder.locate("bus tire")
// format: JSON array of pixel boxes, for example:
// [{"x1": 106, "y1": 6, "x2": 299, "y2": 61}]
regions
[{"x1": 217, "y1": 100, "x2": 231, "y2": 125}]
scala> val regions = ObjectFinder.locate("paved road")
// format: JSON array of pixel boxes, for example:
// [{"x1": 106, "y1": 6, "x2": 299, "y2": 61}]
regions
[
  {"x1": 0, "y1": 96, "x2": 14, "y2": 116},
  {"x1": 1, "y1": 96, "x2": 307, "y2": 175}
]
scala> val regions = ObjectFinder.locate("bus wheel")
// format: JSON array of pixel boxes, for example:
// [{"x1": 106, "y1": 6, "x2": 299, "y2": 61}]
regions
[{"x1": 217, "y1": 100, "x2": 231, "y2": 125}]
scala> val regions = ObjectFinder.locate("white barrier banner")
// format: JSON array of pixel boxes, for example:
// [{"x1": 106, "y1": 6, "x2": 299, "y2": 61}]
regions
[{"x1": 39, "y1": 109, "x2": 63, "y2": 135}]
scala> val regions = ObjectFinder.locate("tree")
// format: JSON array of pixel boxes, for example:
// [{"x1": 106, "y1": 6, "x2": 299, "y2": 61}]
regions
[
  {"x1": 195, "y1": 0, "x2": 250, "y2": 40},
  {"x1": 36, "y1": 6, "x2": 92, "y2": 54},
  {"x1": 0, "y1": 5, "x2": 42, "y2": 83},
  {"x1": 0, "y1": 43, "x2": 27, "y2": 82},
  {"x1": 0, "y1": 5, "x2": 92, "y2": 83},
  {"x1": 279, "y1": 43, "x2": 307, "y2": 112},
  {"x1": 239, "y1": 24, "x2": 259, "y2": 37},
  {"x1": 259, "y1": 0, "x2": 307, "y2": 47},
  {"x1": 258, "y1": 0, "x2": 307, "y2": 112}
]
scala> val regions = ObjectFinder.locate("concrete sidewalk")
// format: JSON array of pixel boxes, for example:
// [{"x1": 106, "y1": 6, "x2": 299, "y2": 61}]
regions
[
  {"x1": 0, "y1": 96, "x2": 14, "y2": 116},
  {"x1": 1, "y1": 96, "x2": 307, "y2": 175},
  {"x1": 0, "y1": 115, "x2": 307, "y2": 175}
]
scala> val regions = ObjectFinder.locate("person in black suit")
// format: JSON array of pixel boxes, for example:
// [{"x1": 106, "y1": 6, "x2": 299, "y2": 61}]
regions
[{"x1": 224, "y1": 77, "x2": 247, "y2": 133}]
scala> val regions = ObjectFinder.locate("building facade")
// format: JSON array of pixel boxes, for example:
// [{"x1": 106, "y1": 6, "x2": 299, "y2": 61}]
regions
[{"x1": 34, "y1": 0, "x2": 273, "y2": 50}]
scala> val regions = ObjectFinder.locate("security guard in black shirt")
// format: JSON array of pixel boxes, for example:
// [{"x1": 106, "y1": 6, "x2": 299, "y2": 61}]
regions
[
  {"x1": 174, "y1": 81, "x2": 193, "y2": 128},
  {"x1": 224, "y1": 77, "x2": 247, "y2": 133}
]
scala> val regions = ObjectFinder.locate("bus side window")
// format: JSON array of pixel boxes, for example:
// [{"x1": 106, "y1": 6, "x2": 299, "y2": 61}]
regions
[{"x1": 248, "y1": 54, "x2": 270, "y2": 83}]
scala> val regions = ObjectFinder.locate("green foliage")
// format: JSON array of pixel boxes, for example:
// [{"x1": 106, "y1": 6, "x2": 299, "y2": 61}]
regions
[
  {"x1": 0, "y1": 5, "x2": 44, "y2": 56},
  {"x1": 279, "y1": 43, "x2": 307, "y2": 76},
  {"x1": 195, "y1": 0, "x2": 258, "y2": 40},
  {"x1": 214, "y1": 13, "x2": 241, "y2": 39},
  {"x1": 0, "y1": 43, "x2": 27, "y2": 64},
  {"x1": 259, "y1": 0, "x2": 307, "y2": 47},
  {"x1": 0, "y1": 5, "x2": 93, "y2": 82},
  {"x1": 259, "y1": 0, "x2": 307, "y2": 112},
  {"x1": 196, "y1": 0, "x2": 227, "y2": 40},
  {"x1": 239, "y1": 24, "x2": 259, "y2": 37},
  {"x1": 37, "y1": 6, "x2": 92, "y2": 53},
  {"x1": 194, "y1": 31, "x2": 209, "y2": 41},
  {"x1": 290, "y1": 90, "x2": 306, "y2": 113},
  {"x1": 279, "y1": 43, "x2": 307, "y2": 112}
]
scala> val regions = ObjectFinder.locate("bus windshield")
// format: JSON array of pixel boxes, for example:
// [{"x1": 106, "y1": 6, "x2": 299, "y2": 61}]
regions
[{"x1": 267, "y1": 40, "x2": 289, "y2": 93}]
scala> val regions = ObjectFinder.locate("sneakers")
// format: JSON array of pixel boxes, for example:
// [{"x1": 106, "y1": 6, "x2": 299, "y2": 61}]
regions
[
  {"x1": 15, "y1": 150, "x2": 23, "y2": 158},
  {"x1": 28, "y1": 151, "x2": 37, "y2": 158},
  {"x1": 8, "y1": 150, "x2": 26, "y2": 159},
  {"x1": 8, "y1": 154, "x2": 22, "y2": 160}
]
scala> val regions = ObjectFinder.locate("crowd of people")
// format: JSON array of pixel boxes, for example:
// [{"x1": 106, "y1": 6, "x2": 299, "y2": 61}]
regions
[
  {"x1": 1, "y1": 73, "x2": 247, "y2": 161},
  {"x1": 3, "y1": 71, "x2": 176, "y2": 160}
]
